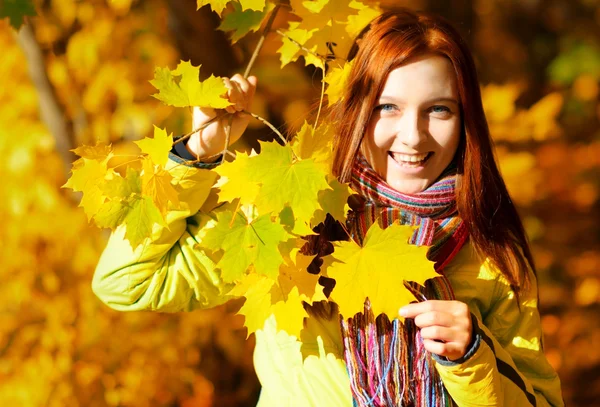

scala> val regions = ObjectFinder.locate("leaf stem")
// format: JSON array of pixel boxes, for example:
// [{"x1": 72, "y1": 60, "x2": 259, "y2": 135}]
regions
[{"x1": 112, "y1": 158, "x2": 141, "y2": 170}]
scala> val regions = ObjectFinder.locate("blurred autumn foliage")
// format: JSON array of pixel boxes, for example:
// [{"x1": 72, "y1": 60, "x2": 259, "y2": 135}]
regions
[{"x1": 1, "y1": 0, "x2": 598, "y2": 406}]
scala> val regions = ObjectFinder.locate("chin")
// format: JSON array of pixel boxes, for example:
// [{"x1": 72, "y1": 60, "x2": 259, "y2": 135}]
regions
[{"x1": 387, "y1": 177, "x2": 429, "y2": 194}]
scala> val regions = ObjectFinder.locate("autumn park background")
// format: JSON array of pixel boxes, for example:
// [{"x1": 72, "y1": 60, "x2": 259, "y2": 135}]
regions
[{"x1": 1, "y1": 0, "x2": 599, "y2": 406}]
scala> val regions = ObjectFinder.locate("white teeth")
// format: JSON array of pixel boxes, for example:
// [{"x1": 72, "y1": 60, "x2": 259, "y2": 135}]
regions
[{"x1": 391, "y1": 152, "x2": 429, "y2": 163}]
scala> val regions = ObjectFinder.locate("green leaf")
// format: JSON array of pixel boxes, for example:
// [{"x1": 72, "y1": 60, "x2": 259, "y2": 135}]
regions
[
  {"x1": 123, "y1": 196, "x2": 166, "y2": 249},
  {"x1": 247, "y1": 141, "x2": 331, "y2": 230},
  {"x1": 149, "y1": 60, "x2": 232, "y2": 108},
  {"x1": 218, "y1": 1, "x2": 270, "y2": 43},
  {"x1": 0, "y1": 0, "x2": 36, "y2": 30},
  {"x1": 201, "y1": 210, "x2": 290, "y2": 282}
]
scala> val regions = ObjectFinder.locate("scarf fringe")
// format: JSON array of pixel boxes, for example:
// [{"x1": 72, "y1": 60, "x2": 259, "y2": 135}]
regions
[{"x1": 341, "y1": 298, "x2": 452, "y2": 406}]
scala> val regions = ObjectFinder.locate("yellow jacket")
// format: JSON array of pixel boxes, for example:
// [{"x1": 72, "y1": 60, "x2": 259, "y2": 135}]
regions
[{"x1": 92, "y1": 155, "x2": 564, "y2": 407}]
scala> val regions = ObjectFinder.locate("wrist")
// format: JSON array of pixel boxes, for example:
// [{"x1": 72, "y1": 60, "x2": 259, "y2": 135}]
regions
[{"x1": 184, "y1": 140, "x2": 221, "y2": 163}]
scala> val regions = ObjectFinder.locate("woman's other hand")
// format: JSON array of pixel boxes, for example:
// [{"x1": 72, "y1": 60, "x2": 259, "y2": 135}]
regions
[
  {"x1": 187, "y1": 74, "x2": 258, "y2": 160},
  {"x1": 399, "y1": 300, "x2": 473, "y2": 361}
]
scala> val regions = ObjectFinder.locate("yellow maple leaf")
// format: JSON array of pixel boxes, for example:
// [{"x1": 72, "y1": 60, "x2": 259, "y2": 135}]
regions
[
  {"x1": 238, "y1": 0, "x2": 265, "y2": 12},
  {"x1": 213, "y1": 150, "x2": 260, "y2": 205},
  {"x1": 63, "y1": 157, "x2": 109, "y2": 193},
  {"x1": 291, "y1": 121, "x2": 334, "y2": 172},
  {"x1": 140, "y1": 158, "x2": 180, "y2": 216},
  {"x1": 196, "y1": 0, "x2": 231, "y2": 16},
  {"x1": 324, "y1": 60, "x2": 353, "y2": 106},
  {"x1": 71, "y1": 142, "x2": 113, "y2": 162},
  {"x1": 345, "y1": 0, "x2": 380, "y2": 38},
  {"x1": 278, "y1": 249, "x2": 326, "y2": 304},
  {"x1": 311, "y1": 177, "x2": 352, "y2": 227},
  {"x1": 134, "y1": 126, "x2": 173, "y2": 167},
  {"x1": 277, "y1": 22, "x2": 318, "y2": 68},
  {"x1": 149, "y1": 60, "x2": 232, "y2": 108},
  {"x1": 291, "y1": 0, "x2": 357, "y2": 30},
  {"x1": 324, "y1": 221, "x2": 439, "y2": 318}
]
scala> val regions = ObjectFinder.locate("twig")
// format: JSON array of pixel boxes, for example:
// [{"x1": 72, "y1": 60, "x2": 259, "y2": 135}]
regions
[
  {"x1": 221, "y1": 114, "x2": 235, "y2": 160},
  {"x1": 243, "y1": 4, "x2": 282, "y2": 78},
  {"x1": 314, "y1": 66, "x2": 326, "y2": 128},
  {"x1": 244, "y1": 111, "x2": 285, "y2": 145}
]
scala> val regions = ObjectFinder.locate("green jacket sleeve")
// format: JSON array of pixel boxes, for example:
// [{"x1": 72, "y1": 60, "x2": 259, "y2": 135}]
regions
[
  {"x1": 435, "y1": 261, "x2": 564, "y2": 407},
  {"x1": 91, "y1": 154, "x2": 236, "y2": 313}
]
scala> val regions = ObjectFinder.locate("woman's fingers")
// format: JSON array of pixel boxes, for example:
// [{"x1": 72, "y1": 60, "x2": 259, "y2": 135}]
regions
[
  {"x1": 224, "y1": 74, "x2": 257, "y2": 113},
  {"x1": 422, "y1": 339, "x2": 467, "y2": 360},
  {"x1": 413, "y1": 310, "x2": 453, "y2": 328}
]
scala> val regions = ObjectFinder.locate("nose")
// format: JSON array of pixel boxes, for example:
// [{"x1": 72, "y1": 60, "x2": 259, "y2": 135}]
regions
[{"x1": 397, "y1": 110, "x2": 427, "y2": 149}]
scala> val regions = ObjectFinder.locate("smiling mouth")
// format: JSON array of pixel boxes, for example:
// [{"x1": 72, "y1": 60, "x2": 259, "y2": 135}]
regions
[{"x1": 388, "y1": 151, "x2": 433, "y2": 167}]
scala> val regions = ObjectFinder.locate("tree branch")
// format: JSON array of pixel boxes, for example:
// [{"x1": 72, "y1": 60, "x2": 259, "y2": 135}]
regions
[{"x1": 13, "y1": 24, "x2": 76, "y2": 178}]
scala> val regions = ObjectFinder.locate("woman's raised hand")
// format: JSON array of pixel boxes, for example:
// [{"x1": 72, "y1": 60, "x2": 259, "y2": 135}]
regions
[
  {"x1": 399, "y1": 300, "x2": 474, "y2": 361},
  {"x1": 186, "y1": 74, "x2": 258, "y2": 160}
]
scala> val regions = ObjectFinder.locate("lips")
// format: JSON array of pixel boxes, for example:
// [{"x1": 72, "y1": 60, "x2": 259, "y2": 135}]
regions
[{"x1": 388, "y1": 151, "x2": 433, "y2": 166}]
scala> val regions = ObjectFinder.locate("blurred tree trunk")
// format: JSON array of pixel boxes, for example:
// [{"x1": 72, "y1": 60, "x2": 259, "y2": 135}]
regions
[{"x1": 166, "y1": 0, "x2": 240, "y2": 78}]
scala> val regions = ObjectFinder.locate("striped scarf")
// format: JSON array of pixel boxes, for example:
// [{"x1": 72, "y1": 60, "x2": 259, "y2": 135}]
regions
[{"x1": 341, "y1": 153, "x2": 469, "y2": 407}]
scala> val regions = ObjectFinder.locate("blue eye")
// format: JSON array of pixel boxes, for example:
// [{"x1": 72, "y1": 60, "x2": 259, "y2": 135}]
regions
[
  {"x1": 377, "y1": 104, "x2": 396, "y2": 112},
  {"x1": 431, "y1": 105, "x2": 451, "y2": 114}
]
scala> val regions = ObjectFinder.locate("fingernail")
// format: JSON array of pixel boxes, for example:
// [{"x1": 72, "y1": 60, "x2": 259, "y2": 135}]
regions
[{"x1": 399, "y1": 307, "x2": 407, "y2": 317}]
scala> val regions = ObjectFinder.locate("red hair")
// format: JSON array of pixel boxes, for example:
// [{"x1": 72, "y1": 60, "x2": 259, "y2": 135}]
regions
[{"x1": 330, "y1": 9, "x2": 535, "y2": 291}]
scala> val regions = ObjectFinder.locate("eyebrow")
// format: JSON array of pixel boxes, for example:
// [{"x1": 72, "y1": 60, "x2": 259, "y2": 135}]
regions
[{"x1": 379, "y1": 96, "x2": 460, "y2": 105}]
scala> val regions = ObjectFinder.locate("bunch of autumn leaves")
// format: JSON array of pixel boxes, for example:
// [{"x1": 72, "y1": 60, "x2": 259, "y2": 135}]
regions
[
  {"x1": 63, "y1": 0, "x2": 438, "y2": 337},
  {"x1": 64, "y1": 61, "x2": 437, "y2": 338}
]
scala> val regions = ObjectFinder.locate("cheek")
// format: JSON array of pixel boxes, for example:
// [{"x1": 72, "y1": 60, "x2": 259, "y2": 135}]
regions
[
  {"x1": 369, "y1": 120, "x2": 394, "y2": 150},
  {"x1": 431, "y1": 120, "x2": 461, "y2": 153}
]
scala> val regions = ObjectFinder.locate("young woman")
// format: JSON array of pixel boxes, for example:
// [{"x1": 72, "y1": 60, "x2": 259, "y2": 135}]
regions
[{"x1": 92, "y1": 9, "x2": 564, "y2": 407}]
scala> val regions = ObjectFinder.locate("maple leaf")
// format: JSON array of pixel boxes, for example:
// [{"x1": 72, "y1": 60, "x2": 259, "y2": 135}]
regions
[
  {"x1": 324, "y1": 60, "x2": 353, "y2": 106},
  {"x1": 303, "y1": 20, "x2": 353, "y2": 66},
  {"x1": 213, "y1": 150, "x2": 260, "y2": 205},
  {"x1": 0, "y1": 0, "x2": 36, "y2": 30},
  {"x1": 228, "y1": 250, "x2": 325, "y2": 338},
  {"x1": 102, "y1": 167, "x2": 141, "y2": 199},
  {"x1": 291, "y1": 0, "x2": 357, "y2": 31},
  {"x1": 345, "y1": 1, "x2": 381, "y2": 38},
  {"x1": 71, "y1": 142, "x2": 113, "y2": 162},
  {"x1": 324, "y1": 221, "x2": 439, "y2": 318},
  {"x1": 62, "y1": 157, "x2": 112, "y2": 220},
  {"x1": 121, "y1": 196, "x2": 166, "y2": 249},
  {"x1": 278, "y1": 249, "x2": 326, "y2": 304},
  {"x1": 149, "y1": 60, "x2": 232, "y2": 108},
  {"x1": 134, "y1": 126, "x2": 173, "y2": 167},
  {"x1": 218, "y1": 1, "x2": 270, "y2": 43},
  {"x1": 140, "y1": 158, "x2": 180, "y2": 216},
  {"x1": 277, "y1": 22, "x2": 318, "y2": 68},
  {"x1": 63, "y1": 157, "x2": 109, "y2": 193},
  {"x1": 246, "y1": 141, "x2": 331, "y2": 230},
  {"x1": 200, "y1": 210, "x2": 290, "y2": 282},
  {"x1": 291, "y1": 121, "x2": 334, "y2": 173},
  {"x1": 239, "y1": 0, "x2": 265, "y2": 12},
  {"x1": 196, "y1": 0, "x2": 231, "y2": 17},
  {"x1": 311, "y1": 177, "x2": 352, "y2": 227}
]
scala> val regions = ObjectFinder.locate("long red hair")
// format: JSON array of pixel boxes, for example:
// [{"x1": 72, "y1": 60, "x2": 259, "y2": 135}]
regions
[{"x1": 329, "y1": 9, "x2": 535, "y2": 291}]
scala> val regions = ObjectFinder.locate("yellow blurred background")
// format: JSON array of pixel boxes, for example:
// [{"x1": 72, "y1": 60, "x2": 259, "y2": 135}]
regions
[{"x1": 0, "y1": 0, "x2": 598, "y2": 406}]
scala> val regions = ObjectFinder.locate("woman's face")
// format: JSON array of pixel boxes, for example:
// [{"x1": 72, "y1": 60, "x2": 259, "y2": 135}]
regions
[{"x1": 361, "y1": 54, "x2": 462, "y2": 194}]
